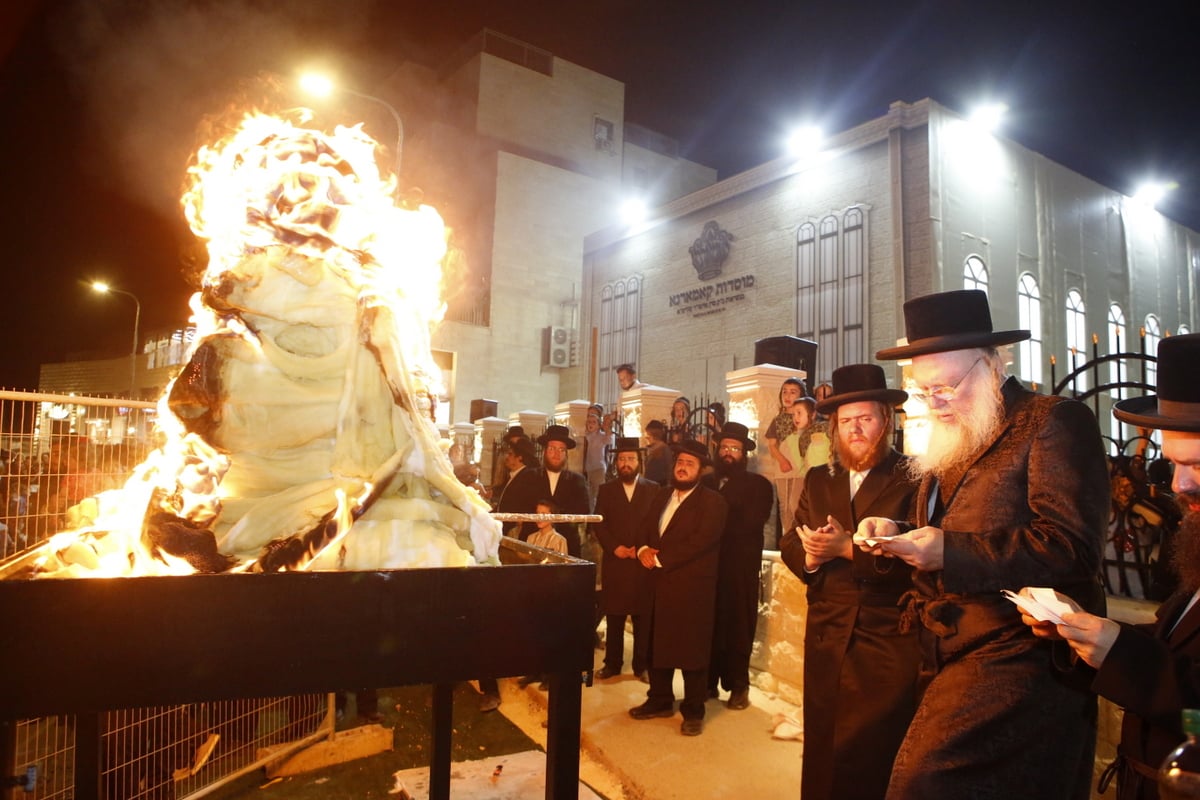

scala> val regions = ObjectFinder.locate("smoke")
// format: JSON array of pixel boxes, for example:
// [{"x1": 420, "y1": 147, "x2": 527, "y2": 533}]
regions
[{"x1": 47, "y1": 0, "x2": 380, "y2": 220}]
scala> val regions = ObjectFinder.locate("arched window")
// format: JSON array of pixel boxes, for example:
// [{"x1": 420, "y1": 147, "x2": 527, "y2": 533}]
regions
[
  {"x1": 1144, "y1": 314, "x2": 1162, "y2": 388},
  {"x1": 796, "y1": 207, "x2": 868, "y2": 383},
  {"x1": 597, "y1": 276, "x2": 642, "y2": 408},
  {"x1": 1108, "y1": 303, "x2": 1128, "y2": 448},
  {"x1": 964, "y1": 255, "x2": 988, "y2": 294},
  {"x1": 1180, "y1": 324, "x2": 1192, "y2": 335},
  {"x1": 1016, "y1": 273, "x2": 1042, "y2": 385},
  {"x1": 1064, "y1": 289, "x2": 1087, "y2": 391}
]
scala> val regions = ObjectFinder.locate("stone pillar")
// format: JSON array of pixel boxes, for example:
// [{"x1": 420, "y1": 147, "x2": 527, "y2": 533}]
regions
[
  {"x1": 451, "y1": 421, "x2": 475, "y2": 464},
  {"x1": 510, "y1": 410, "x2": 550, "y2": 441},
  {"x1": 474, "y1": 416, "x2": 508, "y2": 487},
  {"x1": 725, "y1": 364, "x2": 807, "y2": 479},
  {"x1": 619, "y1": 384, "x2": 680, "y2": 440},
  {"x1": 555, "y1": 399, "x2": 593, "y2": 472}
]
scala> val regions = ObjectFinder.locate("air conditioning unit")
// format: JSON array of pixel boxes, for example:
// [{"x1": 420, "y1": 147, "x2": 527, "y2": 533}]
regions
[{"x1": 545, "y1": 326, "x2": 570, "y2": 368}]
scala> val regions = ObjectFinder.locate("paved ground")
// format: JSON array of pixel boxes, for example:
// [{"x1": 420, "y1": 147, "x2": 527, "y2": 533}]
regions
[{"x1": 208, "y1": 624, "x2": 804, "y2": 799}]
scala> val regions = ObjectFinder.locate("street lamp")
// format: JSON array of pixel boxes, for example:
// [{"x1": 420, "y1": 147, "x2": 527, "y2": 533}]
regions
[
  {"x1": 299, "y1": 72, "x2": 404, "y2": 200},
  {"x1": 91, "y1": 281, "x2": 141, "y2": 399}
]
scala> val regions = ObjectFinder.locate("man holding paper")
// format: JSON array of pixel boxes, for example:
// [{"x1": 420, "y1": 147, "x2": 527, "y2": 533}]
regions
[
  {"x1": 860, "y1": 289, "x2": 1109, "y2": 799},
  {"x1": 1021, "y1": 332, "x2": 1200, "y2": 800}
]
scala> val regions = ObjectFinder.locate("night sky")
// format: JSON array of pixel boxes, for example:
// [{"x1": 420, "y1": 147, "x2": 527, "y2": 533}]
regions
[{"x1": 1, "y1": 0, "x2": 1197, "y2": 390}]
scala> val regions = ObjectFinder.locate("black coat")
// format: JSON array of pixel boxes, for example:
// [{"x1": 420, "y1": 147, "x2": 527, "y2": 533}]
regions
[
  {"x1": 591, "y1": 476, "x2": 658, "y2": 615},
  {"x1": 779, "y1": 449, "x2": 919, "y2": 800},
  {"x1": 527, "y1": 468, "x2": 590, "y2": 557},
  {"x1": 495, "y1": 465, "x2": 542, "y2": 536},
  {"x1": 1090, "y1": 590, "x2": 1200, "y2": 800},
  {"x1": 637, "y1": 484, "x2": 727, "y2": 669},
  {"x1": 708, "y1": 468, "x2": 774, "y2": 666}
]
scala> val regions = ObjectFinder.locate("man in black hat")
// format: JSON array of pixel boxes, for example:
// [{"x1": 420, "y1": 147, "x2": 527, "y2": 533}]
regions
[
  {"x1": 591, "y1": 437, "x2": 659, "y2": 681},
  {"x1": 705, "y1": 421, "x2": 774, "y2": 710},
  {"x1": 1020, "y1": 332, "x2": 1200, "y2": 800},
  {"x1": 494, "y1": 435, "x2": 540, "y2": 537},
  {"x1": 779, "y1": 363, "x2": 920, "y2": 800},
  {"x1": 531, "y1": 425, "x2": 590, "y2": 557},
  {"x1": 862, "y1": 289, "x2": 1109, "y2": 799},
  {"x1": 628, "y1": 439, "x2": 728, "y2": 736}
]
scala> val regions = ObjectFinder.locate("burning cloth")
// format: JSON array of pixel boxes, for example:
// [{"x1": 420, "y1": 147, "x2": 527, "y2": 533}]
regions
[{"x1": 35, "y1": 112, "x2": 501, "y2": 576}]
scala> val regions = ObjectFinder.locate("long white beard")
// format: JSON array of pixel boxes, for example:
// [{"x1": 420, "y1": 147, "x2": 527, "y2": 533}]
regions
[{"x1": 910, "y1": 381, "x2": 1005, "y2": 482}]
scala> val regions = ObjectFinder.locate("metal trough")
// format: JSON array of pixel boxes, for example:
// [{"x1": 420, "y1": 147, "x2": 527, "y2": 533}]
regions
[{"x1": 0, "y1": 537, "x2": 595, "y2": 799}]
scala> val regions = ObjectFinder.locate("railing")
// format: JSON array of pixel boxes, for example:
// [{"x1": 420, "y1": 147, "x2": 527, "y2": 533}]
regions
[{"x1": 0, "y1": 389, "x2": 334, "y2": 799}]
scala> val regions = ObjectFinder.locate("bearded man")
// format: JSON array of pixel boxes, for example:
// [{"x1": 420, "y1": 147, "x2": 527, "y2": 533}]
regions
[
  {"x1": 529, "y1": 425, "x2": 590, "y2": 557},
  {"x1": 1021, "y1": 332, "x2": 1200, "y2": 800},
  {"x1": 860, "y1": 289, "x2": 1109, "y2": 799},
  {"x1": 629, "y1": 440, "x2": 728, "y2": 736},
  {"x1": 705, "y1": 422, "x2": 774, "y2": 710},
  {"x1": 779, "y1": 364, "x2": 920, "y2": 800},
  {"x1": 592, "y1": 437, "x2": 659, "y2": 681}
]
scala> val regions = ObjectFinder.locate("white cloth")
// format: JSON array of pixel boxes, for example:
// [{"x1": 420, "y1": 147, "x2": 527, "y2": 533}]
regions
[
  {"x1": 547, "y1": 469, "x2": 561, "y2": 496},
  {"x1": 849, "y1": 469, "x2": 867, "y2": 500},
  {"x1": 658, "y1": 487, "x2": 693, "y2": 534}
]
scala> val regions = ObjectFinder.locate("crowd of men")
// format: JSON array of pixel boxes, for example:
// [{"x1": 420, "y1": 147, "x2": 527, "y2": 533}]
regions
[{"x1": 478, "y1": 289, "x2": 1200, "y2": 798}]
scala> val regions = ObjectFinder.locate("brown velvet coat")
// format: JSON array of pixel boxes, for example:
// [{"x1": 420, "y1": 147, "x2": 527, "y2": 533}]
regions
[{"x1": 886, "y1": 377, "x2": 1109, "y2": 800}]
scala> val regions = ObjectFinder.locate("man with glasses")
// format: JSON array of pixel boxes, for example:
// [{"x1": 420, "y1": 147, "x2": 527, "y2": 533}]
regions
[
  {"x1": 860, "y1": 289, "x2": 1109, "y2": 799},
  {"x1": 705, "y1": 422, "x2": 774, "y2": 710},
  {"x1": 779, "y1": 363, "x2": 919, "y2": 800}
]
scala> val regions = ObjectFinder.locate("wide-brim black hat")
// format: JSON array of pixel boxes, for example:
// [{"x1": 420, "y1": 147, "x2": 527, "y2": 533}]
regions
[
  {"x1": 670, "y1": 438, "x2": 713, "y2": 466},
  {"x1": 715, "y1": 421, "x2": 756, "y2": 452},
  {"x1": 816, "y1": 364, "x2": 908, "y2": 415},
  {"x1": 613, "y1": 436, "x2": 644, "y2": 452},
  {"x1": 876, "y1": 289, "x2": 1030, "y2": 360},
  {"x1": 537, "y1": 424, "x2": 577, "y2": 449},
  {"x1": 1114, "y1": 333, "x2": 1200, "y2": 432}
]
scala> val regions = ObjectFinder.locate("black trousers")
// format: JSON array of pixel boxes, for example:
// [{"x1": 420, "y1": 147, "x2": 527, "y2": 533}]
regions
[
  {"x1": 604, "y1": 613, "x2": 648, "y2": 673},
  {"x1": 647, "y1": 666, "x2": 708, "y2": 720}
]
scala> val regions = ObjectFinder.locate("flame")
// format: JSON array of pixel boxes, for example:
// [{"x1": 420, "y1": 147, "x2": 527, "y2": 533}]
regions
[{"x1": 28, "y1": 109, "x2": 500, "y2": 578}]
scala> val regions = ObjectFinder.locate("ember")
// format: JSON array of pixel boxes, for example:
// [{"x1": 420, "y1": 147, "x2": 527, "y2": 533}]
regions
[{"x1": 31, "y1": 111, "x2": 501, "y2": 576}]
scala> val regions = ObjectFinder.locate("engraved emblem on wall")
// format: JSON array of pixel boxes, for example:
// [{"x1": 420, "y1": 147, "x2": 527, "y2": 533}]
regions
[{"x1": 688, "y1": 220, "x2": 735, "y2": 281}]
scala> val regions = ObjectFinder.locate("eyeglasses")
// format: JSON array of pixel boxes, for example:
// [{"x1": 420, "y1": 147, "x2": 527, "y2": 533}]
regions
[
  {"x1": 911, "y1": 357, "x2": 984, "y2": 405},
  {"x1": 718, "y1": 444, "x2": 743, "y2": 453}
]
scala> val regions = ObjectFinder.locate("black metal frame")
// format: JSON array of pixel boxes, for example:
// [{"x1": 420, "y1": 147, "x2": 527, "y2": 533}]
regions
[{"x1": 0, "y1": 538, "x2": 595, "y2": 799}]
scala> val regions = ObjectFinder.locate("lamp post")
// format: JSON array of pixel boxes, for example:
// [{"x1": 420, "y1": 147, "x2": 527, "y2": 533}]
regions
[
  {"x1": 299, "y1": 73, "x2": 404, "y2": 200},
  {"x1": 91, "y1": 281, "x2": 141, "y2": 399}
]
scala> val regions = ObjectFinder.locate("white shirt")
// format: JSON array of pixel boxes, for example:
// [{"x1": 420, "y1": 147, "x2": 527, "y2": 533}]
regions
[{"x1": 849, "y1": 469, "x2": 868, "y2": 500}]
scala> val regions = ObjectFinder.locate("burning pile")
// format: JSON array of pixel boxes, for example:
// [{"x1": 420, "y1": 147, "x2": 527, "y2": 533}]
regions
[{"x1": 34, "y1": 111, "x2": 501, "y2": 576}]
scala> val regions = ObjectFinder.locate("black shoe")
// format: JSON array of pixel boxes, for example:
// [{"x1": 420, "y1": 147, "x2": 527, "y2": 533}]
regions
[
  {"x1": 479, "y1": 693, "x2": 501, "y2": 712},
  {"x1": 628, "y1": 701, "x2": 674, "y2": 720},
  {"x1": 594, "y1": 666, "x2": 620, "y2": 680},
  {"x1": 517, "y1": 675, "x2": 537, "y2": 688},
  {"x1": 681, "y1": 718, "x2": 704, "y2": 736},
  {"x1": 707, "y1": 687, "x2": 720, "y2": 699},
  {"x1": 726, "y1": 688, "x2": 751, "y2": 710},
  {"x1": 635, "y1": 670, "x2": 650, "y2": 683}
]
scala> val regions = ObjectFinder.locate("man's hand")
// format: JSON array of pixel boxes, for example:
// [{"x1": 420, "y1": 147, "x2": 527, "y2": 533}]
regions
[
  {"x1": 879, "y1": 526, "x2": 944, "y2": 570},
  {"x1": 614, "y1": 545, "x2": 637, "y2": 559},
  {"x1": 638, "y1": 546, "x2": 660, "y2": 569},
  {"x1": 1055, "y1": 611, "x2": 1121, "y2": 669},
  {"x1": 854, "y1": 517, "x2": 898, "y2": 553},
  {"x1": 799, "y1": 515, "x2": 853, "y2": 565}
]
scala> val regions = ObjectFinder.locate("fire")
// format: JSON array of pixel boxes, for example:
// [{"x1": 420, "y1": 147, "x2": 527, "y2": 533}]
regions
[{"x1": 30, "y1": 109, "x2": 501, "y2": 577}]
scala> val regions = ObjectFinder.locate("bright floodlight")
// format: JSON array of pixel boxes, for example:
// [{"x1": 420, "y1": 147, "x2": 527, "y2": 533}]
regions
[
  {"x1": 620, "y1": 198, "x2": 647, "y2": 225},
  {"x1": 299, "y1": 73, "x2": 334, "y2": 98},
  {"x1": 787, "y1": 125, "x2": 824, "y2": 157},
  {"x1": 91, "y1": 281, "x2": 111, "y2": 293},
  {"x1": 968, "y1": 102, "x2": 1008, "y2": 132},
  {"x1": 1132, "y1": 181, "x2": 1176, "y2": 208}
]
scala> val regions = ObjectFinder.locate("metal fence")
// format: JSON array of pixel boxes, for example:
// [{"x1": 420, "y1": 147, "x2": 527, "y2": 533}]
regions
[{"x1": 1, "y1": 390, "x2": 334, "y2": 799}]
